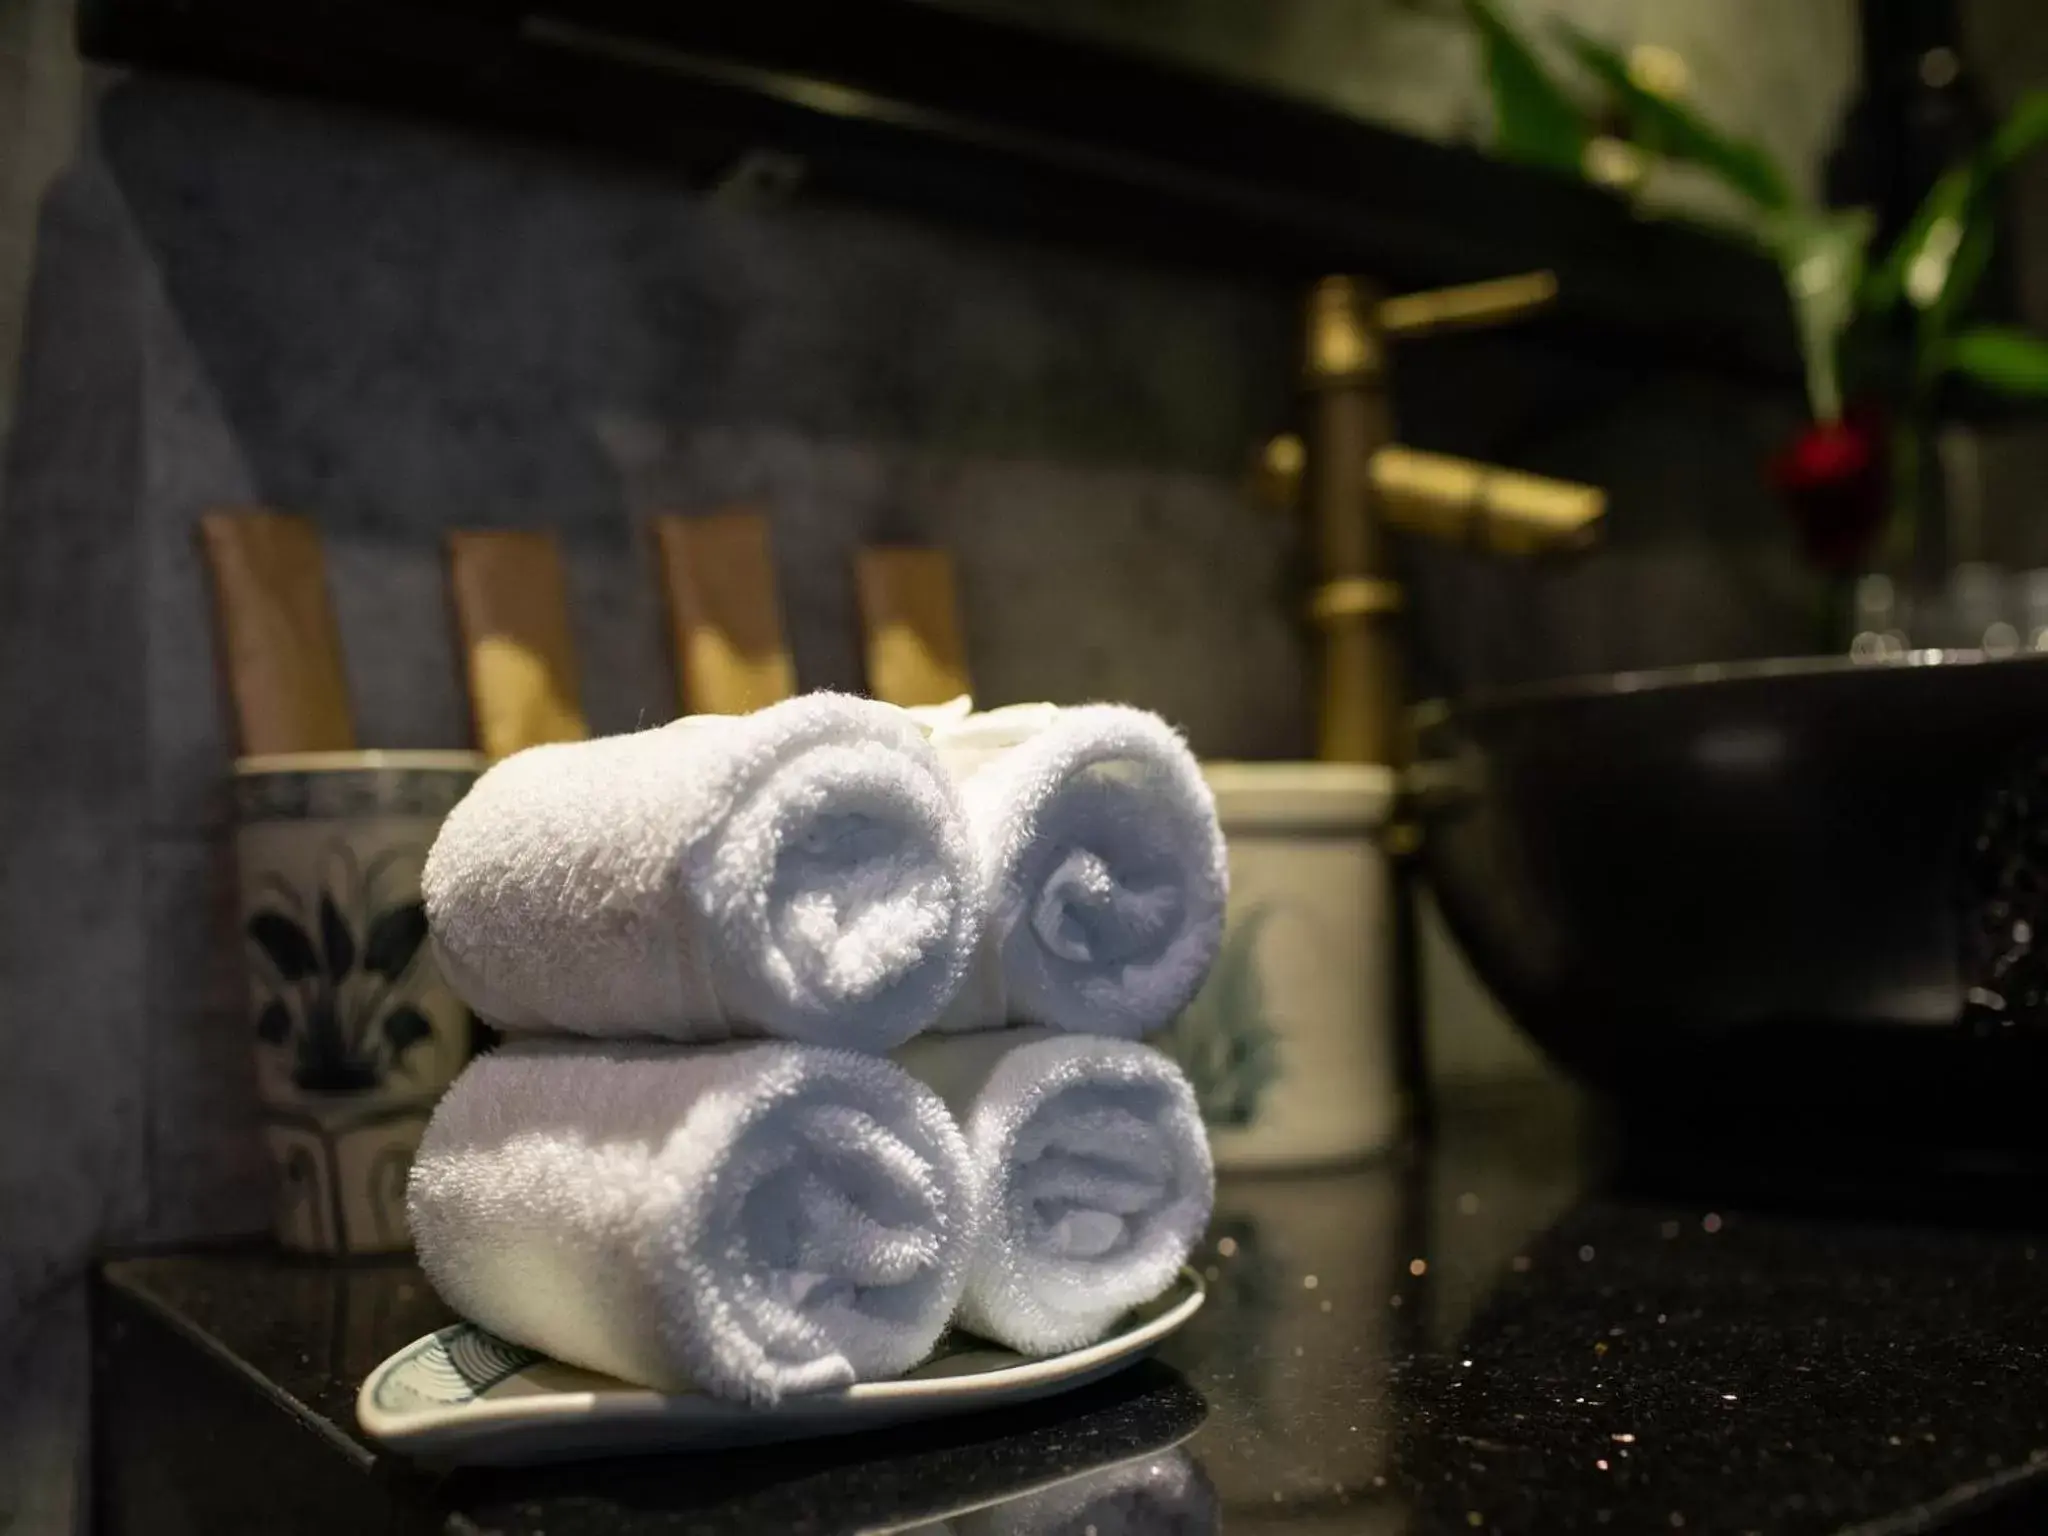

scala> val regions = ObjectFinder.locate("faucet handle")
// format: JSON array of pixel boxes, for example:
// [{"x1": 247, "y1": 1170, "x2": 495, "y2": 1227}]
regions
[
  {"x1": 1379, "y1": 271, "x2": 1557, "y2": 341},
  {"x1": 1371, "y1": 446, "x2": 1603, "y2": 555}
]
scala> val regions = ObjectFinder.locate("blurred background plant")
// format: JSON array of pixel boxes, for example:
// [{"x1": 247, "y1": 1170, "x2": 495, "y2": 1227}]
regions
[{"x1": 1463, "y1": 0, "x2": 2048, "y2": 590}]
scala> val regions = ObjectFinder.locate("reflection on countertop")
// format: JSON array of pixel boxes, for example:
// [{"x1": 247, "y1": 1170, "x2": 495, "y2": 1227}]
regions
[{"x1": 95, "y1": 1083, "x2": 2048, "y2": 1535}]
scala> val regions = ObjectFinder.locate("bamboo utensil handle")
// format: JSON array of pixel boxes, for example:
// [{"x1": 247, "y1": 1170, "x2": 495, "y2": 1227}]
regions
[
  {"x1": 653, "y1": 510, "x2": 797, "y2": 716},
  {"x1": 855, "y1": 546, "x2": 972, "y2": 708},
  {"x1": 447, "y1": 529, "x2": 588, "y2": 760},
  {"x1": 198, "y1": 510, "x2": 357, "y2": 756}
]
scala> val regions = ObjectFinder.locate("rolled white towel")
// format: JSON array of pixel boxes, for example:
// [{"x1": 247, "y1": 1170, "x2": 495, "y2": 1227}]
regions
[
  {"x1": 922, "y1": 703, "x2": 1226, "y2": 1039},
  {"x1": 896, "y1": 1029, "x2": 1212, "y2": 1355},
  {"x1": 423, "y1": 691, "x2": 981, "y2": 1052},
  {"x1": 407, "y1": 1039, "x2": 981, "y2": 1406}
]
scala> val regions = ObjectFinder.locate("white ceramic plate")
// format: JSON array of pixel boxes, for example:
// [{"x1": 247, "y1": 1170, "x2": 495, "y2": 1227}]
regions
[{"x1": 357, "y1": 1269, "x2": 1204, "y2": 1466}]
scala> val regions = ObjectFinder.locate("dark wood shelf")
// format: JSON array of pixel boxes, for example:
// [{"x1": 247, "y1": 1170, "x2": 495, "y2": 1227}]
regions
[{"x1": 80, "y1": 0, "x2": 1802, "y2": 382}]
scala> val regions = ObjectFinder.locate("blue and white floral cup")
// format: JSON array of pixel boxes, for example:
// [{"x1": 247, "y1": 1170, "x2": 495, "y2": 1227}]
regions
[{"x1": 233, "y1": 751, "x2": 485, "y2": 1255}]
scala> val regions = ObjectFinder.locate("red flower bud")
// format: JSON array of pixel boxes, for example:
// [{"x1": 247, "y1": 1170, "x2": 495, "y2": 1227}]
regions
[{"x1": 1768, "y1": 410, "x2": 1889, "y2": 573}]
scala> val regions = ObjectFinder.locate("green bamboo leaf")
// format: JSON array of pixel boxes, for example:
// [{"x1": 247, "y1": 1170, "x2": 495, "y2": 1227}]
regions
[
  {"x1": 1865, "y1": 164, "x2": 1977, "y2": 315},
  {"x1": 1867, "y1": 92, "x2": 2048, "y2": 321},
  {"x1": 1768, "y1": 207, "x2": 1874, "y2": 421},
  {"x1": 1945, "y1": 327, "x2": 2048, "y2": 395},
  {"x1": 1555, "y1": 22, "x2": 1791, "y2": 210},
  {"x1": 1925, "y1": 207, "x2": 1995, "y2": 337},
  {"x1": 1463, "y1": 0, "x2": 1588, "y2": 174},
  {"x1": 1990, "y1": 90, "x2": 2048, "y2": 170}
]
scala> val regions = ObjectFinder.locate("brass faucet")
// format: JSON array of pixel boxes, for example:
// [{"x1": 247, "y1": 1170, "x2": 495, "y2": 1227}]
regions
[{"x1": 1265, "y1": 272, "x2": 1606, "y2": 765}]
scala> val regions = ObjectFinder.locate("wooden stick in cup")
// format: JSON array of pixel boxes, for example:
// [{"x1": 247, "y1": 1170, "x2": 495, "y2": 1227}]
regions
[
  {"x1": 652, "y1": 509, "x2": 797, "y2": 716},
  {"x1": 198, "y1": 509, "x2": 357, "y2": 755},
  {"x1": 855, "y1": 546, "x2": 972, "y2": 707},
  {"x1": 446, "y1": 529, "x2": 589, "y2": 760}
]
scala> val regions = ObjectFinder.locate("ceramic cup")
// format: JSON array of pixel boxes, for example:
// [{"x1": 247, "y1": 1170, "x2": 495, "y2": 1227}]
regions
[
  {"x1": 1162, "y1": 762, "x2": 1399, "y2": 1170},
  {"x1": 233, "y1": 751, "x2": 485, "y2": 1255}
]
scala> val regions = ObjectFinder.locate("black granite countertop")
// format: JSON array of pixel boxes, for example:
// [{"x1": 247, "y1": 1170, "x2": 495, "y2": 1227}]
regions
[{"x1": 94, "y1": 1086, "x2": 2048, "y2": 1535}]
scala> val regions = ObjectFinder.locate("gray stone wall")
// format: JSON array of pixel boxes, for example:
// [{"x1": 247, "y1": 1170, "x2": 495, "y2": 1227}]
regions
[
  {"x1": 1, "y1": 68, "x2": 1312, "y2": 1312},
  {"x1": 0, "y1": 1, "x2": 1843, "y2": 1342}
]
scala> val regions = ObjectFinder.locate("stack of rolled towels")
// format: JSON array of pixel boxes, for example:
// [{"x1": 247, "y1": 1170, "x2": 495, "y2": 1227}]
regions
[{"x1": 408, "y1": 691, "x2": 1223, "y2": 1406}]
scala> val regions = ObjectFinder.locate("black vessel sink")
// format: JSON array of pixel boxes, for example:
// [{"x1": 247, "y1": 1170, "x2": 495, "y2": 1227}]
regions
[{"x1": 1419, "y1": 651, "x2": 2048, "y2": 1139}]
